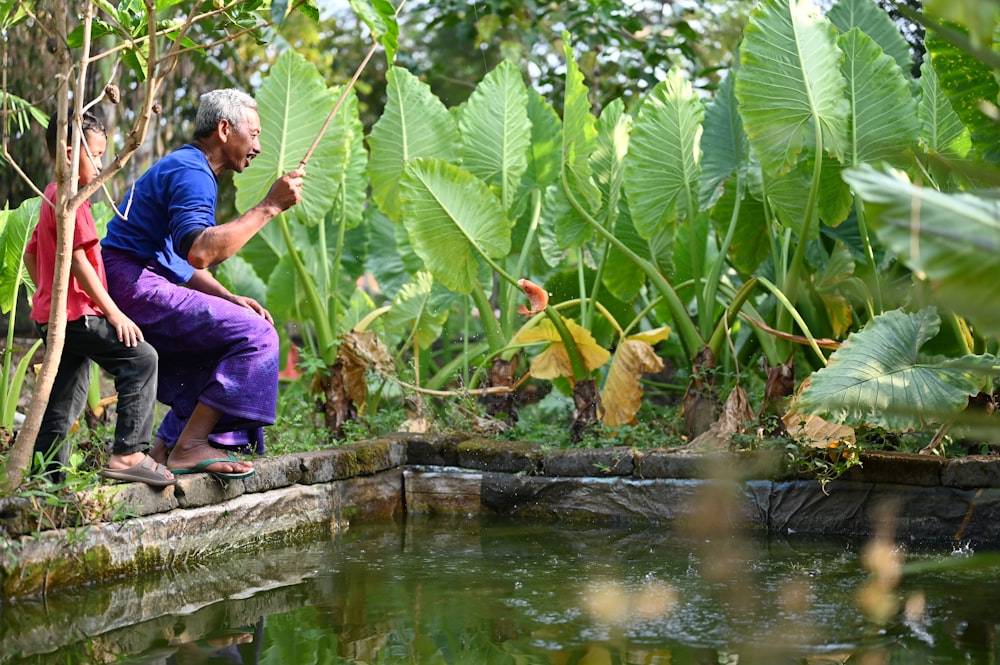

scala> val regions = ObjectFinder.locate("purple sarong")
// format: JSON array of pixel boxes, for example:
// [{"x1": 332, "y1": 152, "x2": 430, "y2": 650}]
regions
[{"x1": 103, "y1": 248, "x2": 278, "y2": 454}]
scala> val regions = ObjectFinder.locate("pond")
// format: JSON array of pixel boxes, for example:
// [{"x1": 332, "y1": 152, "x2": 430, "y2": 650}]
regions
[{"x1": 2, "y1": 514, "x2": 998, "y2": 664}]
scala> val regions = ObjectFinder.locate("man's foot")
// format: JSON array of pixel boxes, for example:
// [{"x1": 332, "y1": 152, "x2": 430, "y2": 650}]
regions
[
  {"x1": 149, "y1": 437, "x2": 170, "y2": 465},
  {"x1": 167, "y1": 441, "x2": 254, "y2": 478}
]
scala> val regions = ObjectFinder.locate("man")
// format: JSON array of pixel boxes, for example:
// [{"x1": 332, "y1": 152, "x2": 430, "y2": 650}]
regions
[{"x1": 102, "y1": 89, "x2": 305, "y2": 479}]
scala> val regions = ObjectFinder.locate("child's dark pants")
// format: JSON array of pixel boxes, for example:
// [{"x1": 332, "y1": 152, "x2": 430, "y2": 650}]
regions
[{"x1": 33, "y1": 315, "x2": 158, "y2": 481}]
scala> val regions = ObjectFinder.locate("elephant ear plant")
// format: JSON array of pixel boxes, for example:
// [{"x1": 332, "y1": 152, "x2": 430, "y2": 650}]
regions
[
  {"x1": 0, "y1": 199, "x2": 43, "y2": 441},
  {"x1": 788, "y1": 0, "x2": 1000, "y2": 447}
]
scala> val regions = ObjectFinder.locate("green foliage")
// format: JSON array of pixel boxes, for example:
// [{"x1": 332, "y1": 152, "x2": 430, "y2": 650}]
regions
[
  {"x1": 784, "y1": 439, "x2": 862, "y2": 491},
  {"x1": 235, "y1": 50, "x2": 344, "y2": 227},
  {"x1": 457, "y1": 60, "x2": 531, "y2": 213},
  {"x1": 368, "y1": 67, "x2": 461, "y2": 224},
  {"x1": 399, "y1": 159, "x2": 512, "y2": 295},
  {"x1": 234, "y1": 48, "x2": 370, "y2": 367},
  {"x1": 845, "y1": 166, "x2": 1000, "y2": 338},
  {"x1": 6, "y1": 0, "x2": 1000, "y2": 474},
  {"x1": 0, "y1": 198, "x2": 40, "y2": 430},
  {"x1": 736, "y1": 0, "x2": 849, "y2": 179},
  {"x1": 798, "y1": 308, "x2": 995, "y2": 430},
  {"x1": 625, "y1": 68, "x2": 704, "y2": 241},
  {"x1": 350, "y1": 0, "x2": 400, "y2": 63},
  {"x1": 382, "y1": 271, "x2": 449, "y2": 352}
]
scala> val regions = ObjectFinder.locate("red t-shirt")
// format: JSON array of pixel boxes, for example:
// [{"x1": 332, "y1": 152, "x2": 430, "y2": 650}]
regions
[{"x1": 26, "y1": 182, "x2": 107, "y2": 324}]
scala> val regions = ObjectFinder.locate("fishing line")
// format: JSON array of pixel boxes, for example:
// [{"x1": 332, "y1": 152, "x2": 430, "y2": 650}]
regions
[{"x1": 471, "y1": 1, "x2": 488, "y2": 74}]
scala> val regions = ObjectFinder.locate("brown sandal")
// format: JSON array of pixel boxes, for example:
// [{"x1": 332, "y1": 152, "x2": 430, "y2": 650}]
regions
[{"x1": 100, "y1": 455, "x2": 176, "y2": 488}]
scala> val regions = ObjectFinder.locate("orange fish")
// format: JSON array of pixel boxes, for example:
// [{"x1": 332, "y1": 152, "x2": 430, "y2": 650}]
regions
[{"x1": 517, "y1": 278, "x2": 549, "y2": 315}]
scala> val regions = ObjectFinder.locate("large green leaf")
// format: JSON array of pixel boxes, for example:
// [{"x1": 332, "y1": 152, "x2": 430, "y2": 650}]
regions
[
  {"x1": 797, "y1": 307, "x2": 995, "y2": 429},
  {"x1": 700, "y1": 71, "x2": 749, "y2": 207},
  {"x1": 399, "y1": 159, "x2": 511, "y2": 295},
  {"x1": 764, "y1": 156, "x2": 851, "y2": 234},
  {"x1": 521, "y1": 88, "x2": 562, "y2": 195},
  {"x1": 827, "y1": 0, "x2": 914, "y2": 75},
  {"x1": 590, "y1": 98, "x2": 629, "y2": 232},
  {"x1": 349, "y1": 0, "x2": 399, "y2": 63},
  {"x1": 239, "y1": 222, "x2": 285, "y2": 286},
  {"x1": 925, "y1": 0, "x2": 1000, "y2": 50},
  {"x1": 216, "y1": 254, "x2": 268, "y2": 308},
  {"x1": 601, "y1": 207, "x2": 648, "y2": 303},
  {"x1": 735, "y1": 0, "x2": 849, "y2": 177},
  {"x1": 383, "y1": 271, "x2": 450, "y2": 350},
  {"x1": 539, "y1": 185, "x2": 574, "y2": 266},
  {"x1": 365, "y1": 207, "x2": 414, "y2": 300},
  {"x1": 234, "y1": 49, "x2": 341, "y2": 227},
  {"x1": 624, "y1": 67, "x2": 704, "y2": 240},
  {"x1": 0, "y1": 197, "x2": 38, "y2": 314},
  {"x1": 840, "y1": 28, "x2": 920, "y2": 166},
  {"x1": 264, "y1": 253, "x2": 302, "y2": 324},
  {"x1": 712, "y1": 179, "x2": 769, "y2": 276},
  {"x1": 368, "y1": 67, "x2": 461, "y2": 223},
  {"x1": 671, "y1": 210, "x2": 711, "y2": 288},
  {"x1": 844, "y1": 165, "x2": 1000, "y2": 337},
  {"x1": 560, "y1": 33, "x2": 601, "y2": 214},
  {"x1": 457, "y1": 60, "x2": 531, "y2": 214},
  {"x1": 917, "y1": 58, "x2": 972, "y2": 158},
  {"x1": 317, "y1": 91, "x2": 367, "y2": 233},
  {"x1": 925, "y1": 28, "x2": 1000, "y2": 163}
]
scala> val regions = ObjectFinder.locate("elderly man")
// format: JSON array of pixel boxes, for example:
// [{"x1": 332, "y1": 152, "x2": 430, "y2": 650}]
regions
[{"x1": 102, "y1": 89, "x2": 304, "y2": 479}]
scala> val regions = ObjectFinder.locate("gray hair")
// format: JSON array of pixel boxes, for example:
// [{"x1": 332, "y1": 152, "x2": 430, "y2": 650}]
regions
[{"x1": 193, "y1": 89, "x2": 257, "y2": 140}]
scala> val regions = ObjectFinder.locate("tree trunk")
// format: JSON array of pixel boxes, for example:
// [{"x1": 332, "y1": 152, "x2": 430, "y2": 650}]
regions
[
  {"x1": 1, "y1": 0, "x2": 174, "y2": 492},
  {"x1": 1, "y1": 7, "x2": 75, "y2": 493}
]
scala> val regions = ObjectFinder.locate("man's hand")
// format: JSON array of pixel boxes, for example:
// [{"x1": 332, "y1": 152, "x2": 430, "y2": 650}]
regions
[
  {"x1": 187, "y1": 168, "x2": 306, "y2": 269},
  {"x1": 264, "y1": 168, "x2": 305, "y2": 212},
  {"x1": 229, "y1": 294, "x2": 274, "y2": 326},
  {"x1": 106, "y1": 310, "x2": 144, "y2": 347}
]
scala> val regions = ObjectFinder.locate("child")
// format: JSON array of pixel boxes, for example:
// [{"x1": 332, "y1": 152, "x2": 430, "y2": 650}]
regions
[{"x1": 23, "y1": 111, "x2": 174, "y2": 487}]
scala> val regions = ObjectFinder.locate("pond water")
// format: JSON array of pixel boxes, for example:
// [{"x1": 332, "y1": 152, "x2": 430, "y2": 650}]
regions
[{"x1": 2, "y1": 515, "x2": 999, "y2": 664}]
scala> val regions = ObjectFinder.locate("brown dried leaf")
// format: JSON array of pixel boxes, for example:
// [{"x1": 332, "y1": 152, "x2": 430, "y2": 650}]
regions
[
  {"x1": 336, "y1": 330, "x2": 393, "y2": 408},
  {"x1": 401, "y1": 417, "x2": 431, "y2": 433},
  {"x1": 687, "y1": 385, "x2": 756, "y2": 451},
  {"x1": 782, "y1": 410, "x2": 856, "y2": 448},
  {"x1": 343, "y1": 330, "x2": 394, "y2": 374}
]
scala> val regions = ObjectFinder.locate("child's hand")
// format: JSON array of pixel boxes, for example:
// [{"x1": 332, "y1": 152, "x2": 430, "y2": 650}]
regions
[{"x1": 107, "y1": 311, "x2": 144, "y2": 347}]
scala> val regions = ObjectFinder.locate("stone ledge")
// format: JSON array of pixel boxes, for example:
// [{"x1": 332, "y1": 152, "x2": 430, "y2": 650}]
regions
[
  {"x1": 4, "y1": 439, "x2": 997, "y2": 539},
  {"x1": 1, "y1": 472, "x2": 404, "y2": 599}
]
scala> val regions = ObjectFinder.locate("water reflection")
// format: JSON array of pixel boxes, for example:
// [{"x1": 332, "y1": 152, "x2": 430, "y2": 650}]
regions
[
  {"x1": 163, "y1": 620, "x2": 262, "y2": 665},
  {"x1": 1, "y1": 515, "x2": 999, "y2": 664}
]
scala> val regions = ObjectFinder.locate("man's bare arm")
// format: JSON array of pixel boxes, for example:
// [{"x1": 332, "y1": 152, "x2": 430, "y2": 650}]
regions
[{"x1": 186, "y1": 168, "x2": 304, "y2": 269}]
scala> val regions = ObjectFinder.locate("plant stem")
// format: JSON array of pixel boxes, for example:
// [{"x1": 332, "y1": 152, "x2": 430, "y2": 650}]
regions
[
  {"x1": 470, "y1": 283, "x2": 505, "y2": 353},
  {"x1": 561, "y1": 172, "x2": 703, "y2": 358},
  {"x1": 277, "y1": 213, "x2": 336, "y2": 363},
  {"x1": 542, "y1": 306, "x2": 590, "y2": 383}
]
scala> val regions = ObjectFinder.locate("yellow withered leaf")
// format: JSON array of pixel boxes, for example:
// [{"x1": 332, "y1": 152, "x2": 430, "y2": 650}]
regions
[
  {"x1": 518, "y1": 318, "x2": 611, "y2": 381},
  {"x1": 626, "y1": 325, "x2": 671, "y2": 347},
  {"x1": 602, "y1": 338, "x2": 666, "y2": 427}
]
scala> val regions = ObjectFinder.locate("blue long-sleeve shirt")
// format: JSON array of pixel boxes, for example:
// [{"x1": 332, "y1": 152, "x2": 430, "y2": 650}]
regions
[{"x1": 103, "y1": 144, "x2": 218, "y2": 283}]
